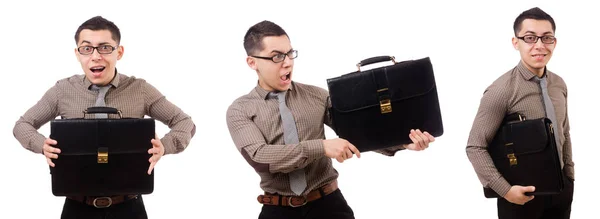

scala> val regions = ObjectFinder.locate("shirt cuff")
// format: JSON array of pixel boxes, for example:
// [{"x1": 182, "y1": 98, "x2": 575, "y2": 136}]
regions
[
  {"x1": 489, "y1": 177, "x2": 512, "y2": 197},
  {"x1": 304, "y1": 139, "x2": 326, "y2": 162},
  {"x1": 32, "y1": 135, "x2": 46, "y2": 154},
  {"x1": 161, "y1": 135, "x2": 176, "y2": 155}
]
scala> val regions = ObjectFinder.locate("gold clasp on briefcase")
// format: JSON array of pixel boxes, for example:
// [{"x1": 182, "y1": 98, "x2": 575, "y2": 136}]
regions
[
  {"x1": 377, "y1": 88, "x2": 392, "y2": 114},
  {"x1": 98, "y1": 147, "x2": 108, "y2": 164},
  {"x1": 507, "y1": 153, "x2": 517, "y2": 166}
]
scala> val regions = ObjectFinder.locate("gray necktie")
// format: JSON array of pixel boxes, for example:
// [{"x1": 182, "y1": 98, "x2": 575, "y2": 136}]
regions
[
  {"x1": 269, "y1": 91, "x2": 307, "y2": 195},
  {"x1": 90, "y1": 84, "x2": 111, "y2": 119},
  {"x1": 538, "y1": 76, "x2": 563, "y2": 168}
]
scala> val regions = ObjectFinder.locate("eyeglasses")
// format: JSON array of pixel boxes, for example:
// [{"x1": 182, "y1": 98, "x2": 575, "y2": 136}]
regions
[
  {"x1": 251, "y1": 50, "x2": 298, "y2": 63},
  {"x1": 77, "y1": 45, "x2": 118, "y2": 55},
  {"x1": 516, "y1": 35, "x2": 556, "y2": 44}
]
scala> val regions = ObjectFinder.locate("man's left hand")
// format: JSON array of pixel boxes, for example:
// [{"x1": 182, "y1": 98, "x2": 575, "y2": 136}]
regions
[
  {"x1": 404, "y1": 129, "x2": 435, "y2": 151},
  {"x1": 147, "y1": 133, "x2": 165, "y2": 175}
]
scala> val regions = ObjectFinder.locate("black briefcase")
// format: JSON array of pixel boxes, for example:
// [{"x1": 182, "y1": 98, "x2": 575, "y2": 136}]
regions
[
  {"x1": 49, "y1": 107, "x2": 155, "y2": 196},
  {"x1": 326, "y1": 56, "x2": 443, "y2": 152},
  {"x1": 484, "y1": 113, "x2": 564, "y2": 198}
]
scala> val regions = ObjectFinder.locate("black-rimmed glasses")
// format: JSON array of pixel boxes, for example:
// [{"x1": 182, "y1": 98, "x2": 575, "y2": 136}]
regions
[
  {"x1": 251, "y1": 50, "x2": 298, "y2": 63},
  {"x1": 516, "y1": 35, "x2": 556, "y2": 44},
  {"x1": 77, "y1": 45, "x2": 118, "y2": 55}
]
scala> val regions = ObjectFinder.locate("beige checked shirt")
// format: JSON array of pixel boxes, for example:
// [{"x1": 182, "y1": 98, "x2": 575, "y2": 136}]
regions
[
  {"x1": 466, "y1": 61, "x2": 574, "y2": 197},
  {"x1": 226, "y1": 81, "x2": 404, "y2": 196},
  {"x1": 13, "y1": 72, "x2": 196, "y2": 155}
]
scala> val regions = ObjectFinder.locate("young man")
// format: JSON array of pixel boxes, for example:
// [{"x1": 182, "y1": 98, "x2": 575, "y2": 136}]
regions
[
  {"x1": 13, "y1": 16, "x2": 196, "y2": 218},
  {"x1": 466, "y1": 7, "x2": 575, "y2": 219},
  {"x1": 226, "y1": 20, "x2": 435, "y2": 219}
]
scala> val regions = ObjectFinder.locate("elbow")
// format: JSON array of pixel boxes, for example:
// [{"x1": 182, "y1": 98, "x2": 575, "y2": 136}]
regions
[{"x1": 241, "y1": 148, "x2": 271, "y2": 173}]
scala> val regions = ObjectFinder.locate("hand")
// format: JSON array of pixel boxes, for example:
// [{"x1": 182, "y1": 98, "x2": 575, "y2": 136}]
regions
[
  {"x1": 42, "y1": 138, "x2": 60, "y2": 167},
  {"x1": 323, "y1": 138, "x2": 361, "y2": 163},
  {"x1": 504, "y1": 185, "x2": 535, "y2": 205},
  {"x1": 404, "y1": 129, "x2": 435, "y2": 151},
  {"x1": 147, "y1": 133, "x2": 165, "y2": 175}
]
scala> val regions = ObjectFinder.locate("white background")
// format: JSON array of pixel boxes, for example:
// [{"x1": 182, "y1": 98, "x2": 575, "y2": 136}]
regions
[{"x1": 0, "y1": 0, "x2": 597, "y2": 218}]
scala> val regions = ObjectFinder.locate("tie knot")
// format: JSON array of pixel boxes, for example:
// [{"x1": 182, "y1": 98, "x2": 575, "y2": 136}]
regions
[
  {"x1": 91, "y1": 84, "x2": 111, "y2": 93},
  {"x1": 268, "y1": 91, "x2": 286, "y2": 103}
]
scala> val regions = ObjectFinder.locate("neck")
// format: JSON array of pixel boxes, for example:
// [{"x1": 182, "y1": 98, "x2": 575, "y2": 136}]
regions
[{"x1": 522, "y1": 61, "x2": 545, "y2": 77}]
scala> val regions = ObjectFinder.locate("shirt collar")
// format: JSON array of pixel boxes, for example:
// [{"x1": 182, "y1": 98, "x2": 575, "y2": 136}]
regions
[
  {"x1": 254, "y1": 81, "x2": 295, "y2": 100},
  {"x1": 516, "y1": 60, "x2": 548, "y2": 81}
]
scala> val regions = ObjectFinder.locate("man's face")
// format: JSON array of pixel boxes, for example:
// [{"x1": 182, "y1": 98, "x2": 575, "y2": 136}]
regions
[
  {"x1": 247, "y1": 35, "x2": 294, "y2": 92},
  {"x1": 75, "y1": 29, "x2": 123, "y2": 85},
  {"x1": 512, "y1": 19, "x2": 556, "y2": 76}
]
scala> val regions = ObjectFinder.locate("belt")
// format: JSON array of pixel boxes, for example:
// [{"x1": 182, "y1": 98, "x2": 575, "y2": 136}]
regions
[
  {"x1": 67, "y1": 195, "x2": 138, "y2": 208},
  {"x1": 257, "y1": 180, "x2": 339, "y2": 207}
]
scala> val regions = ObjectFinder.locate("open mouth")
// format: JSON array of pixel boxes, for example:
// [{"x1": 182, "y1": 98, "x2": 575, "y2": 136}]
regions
[
  {"x1": 90, "y1": 66, "x2": 106, "y2": 72},
  {"x1": 90, "y1": 66, "x2": 106, "y2": 77},
  {"x1": 280, "y1": 72, "x2": 291, "y2": 81}
]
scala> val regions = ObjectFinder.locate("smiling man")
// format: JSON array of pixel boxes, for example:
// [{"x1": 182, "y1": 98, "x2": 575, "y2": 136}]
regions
[
  {"x1": 466, "y1": 7, "x2": 575, "y2": 219},
  {"x1": 13, "y1": 16, "x2": 196, "y2": 218},
  {"x1": 226, "y1": 20, "x2": 435, "y2": 219}
]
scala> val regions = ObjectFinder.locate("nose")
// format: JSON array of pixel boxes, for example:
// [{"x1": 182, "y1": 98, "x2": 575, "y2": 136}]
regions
[
  {"x1": 533, "y1": 38, "x2": 545, "y2": 49},
  {"x1": 282, "y1": 54, "x2": 293, "y2": 68},
  {"x1": 90, "y1": 48, "x2": 103, "y2": 61}
]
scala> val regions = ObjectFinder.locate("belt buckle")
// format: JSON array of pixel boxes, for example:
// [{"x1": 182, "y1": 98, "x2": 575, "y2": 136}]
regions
[
  {"x1": 93, "y1": 197, "x2": 112, "y2": 208},
  {"x1": 287, "y1": 196, "x2": 307, "y2": 207}
]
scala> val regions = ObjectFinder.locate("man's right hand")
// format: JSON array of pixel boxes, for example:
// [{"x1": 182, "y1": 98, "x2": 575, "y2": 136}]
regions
[
  {"x1": 323, "y1": 138, "x2": 361, "y2": 163},
  {"x1": 42, "y1": 138, "x2": 60, "y2": 167},
  {"x1": 504, "y1": 185, "x2": 535, "y2": 205}
]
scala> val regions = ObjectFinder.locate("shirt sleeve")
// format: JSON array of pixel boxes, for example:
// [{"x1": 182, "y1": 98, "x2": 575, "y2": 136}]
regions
[
  {"x1": 143, "y1": 82, "x2": 196, "y2": 154},
  {"x1": 562, "y1": 89, "x2": 574, "y2": 180},
  {"x1": 226, "y1": 99, "x2": 325, "y2": 174},
  {"x1": 466, "y1": 83, "x2": 512, "y2": 197},
  {"x1": 13, "y1": 84, "x2": 60, "y2": 154}
]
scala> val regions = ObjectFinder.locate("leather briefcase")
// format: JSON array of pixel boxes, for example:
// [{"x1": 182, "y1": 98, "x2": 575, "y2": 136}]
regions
[
  {"x1": 326, "y1": 56, "x2": 443, "y2": 152},
  {"x1": 484, "y1": 113, "x2": 564, "y2": 198},
  {"x1": 49, "y1": 107, "x2": 155, "y2": 196}
]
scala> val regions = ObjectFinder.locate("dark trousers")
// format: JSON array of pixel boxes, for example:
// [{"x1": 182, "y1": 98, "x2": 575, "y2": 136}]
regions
[
  {"x1": 258, "y1": 189, "x2": 354, "y2": 219},
  {"x1": 497, "y1": 174, "x2": 574, "y2": 219},
  {"x1": 61, "y1": 195, "x2": 148, "y2": 219}
]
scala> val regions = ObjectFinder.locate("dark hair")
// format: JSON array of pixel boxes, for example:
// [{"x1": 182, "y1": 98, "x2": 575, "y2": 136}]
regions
[
  {"x1": 243, "y1": 20, "x2": 288, "y2": 55},
  {"x1": 513, "y1": 7, "x2": 556, "y2": 36},
  {"x1": 74, "y1": 16, "x2": 121, "y2": 44}
]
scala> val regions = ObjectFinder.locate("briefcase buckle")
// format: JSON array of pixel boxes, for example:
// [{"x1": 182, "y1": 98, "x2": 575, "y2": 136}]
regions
[
  {"x1": 98, "y1": 147, "x2": 108, "y2": 164},
  {"x1": 377, "y1": 88, "x2": 392, "y2": 114},
  {"x1": 507, "y1": 153, "x2": 517, "y2": 166},
  {"x1": 380, "y1": 99, "x2": 392, "y2": 114}
]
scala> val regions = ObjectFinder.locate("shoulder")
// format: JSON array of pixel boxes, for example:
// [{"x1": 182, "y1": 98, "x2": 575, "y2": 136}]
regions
[
  {"x1": 293, "y1": 81, "x2": 329, "y2": 100},
  {"x1": 227, "y1": 89, "x2": 258, "y2": 115},
  {"x1": 484, "y1": 67, "x2": 519, "y2": 96},
  {"x1": 548, "y1": 70, "x2": 567, "y2": 87}
]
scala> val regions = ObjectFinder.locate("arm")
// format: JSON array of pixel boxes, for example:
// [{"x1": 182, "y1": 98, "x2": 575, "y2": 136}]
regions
[
  {"x1": 144, "y1": 82, "x2": 196, "y2": 155},
  {"x1": 562, "y1": 92, "x2": 574, "y2": 180},
  {"x1": 226, "y1": 101, "x2": 325, "y2": 174},
  {"x1": 13, "y1": 85, "x2": 60, "y2": 154},
  {"x1": 465, "y1": 85, "x2": 512, "y2": 197}
]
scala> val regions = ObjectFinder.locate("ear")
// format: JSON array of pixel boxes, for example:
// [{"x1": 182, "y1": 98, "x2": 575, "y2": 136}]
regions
[
  {"x1": 74, "y1": 47, "x2": 82, "y2": 62},
  {"x1": 512, "y1": 37, "x2": 519, "y2": 50},
  {"x1": 116, "y1": 45, "x2": 124, "y2": 60},
  {"x1": 246, "y1": 56, "x2": 258, "y2": 70}
]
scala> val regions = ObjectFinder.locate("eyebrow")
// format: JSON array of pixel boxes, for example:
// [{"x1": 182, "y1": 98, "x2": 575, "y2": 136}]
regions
[
  {"x1": 270, "y1": 48, "x2": 293, "y2": 54},
  {"x1": 524, "y1": 31, "x2": 554, "y2": 35},
  {"x1": 79, "y1": 41, "x2": 113, "y2": 46}
]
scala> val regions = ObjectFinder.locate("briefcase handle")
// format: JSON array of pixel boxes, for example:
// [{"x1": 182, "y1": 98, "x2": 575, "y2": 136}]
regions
[
  {"x1": 356, "y1": 56, "x2": 397, "y2": 71},
  {"x1": 83, "y1": 107, "x2": 123, "y2": 118}
]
